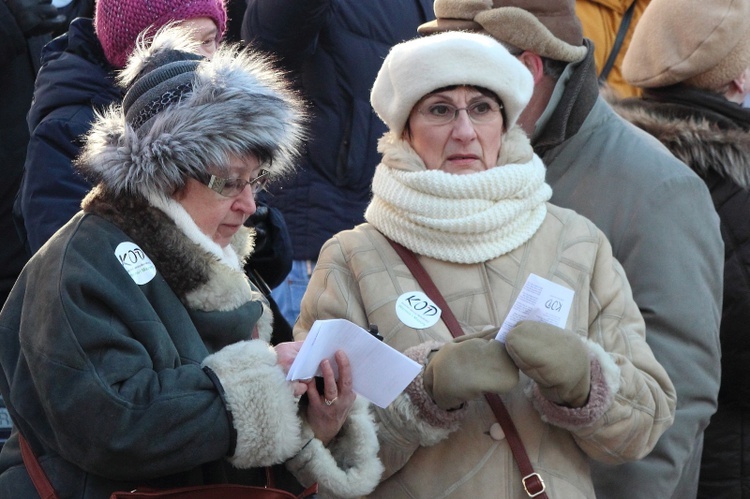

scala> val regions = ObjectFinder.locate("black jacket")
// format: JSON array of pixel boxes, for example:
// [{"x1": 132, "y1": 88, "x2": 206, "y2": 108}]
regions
[{"x1": 0, "y1": 3, "x2": 49, "y2": 308}]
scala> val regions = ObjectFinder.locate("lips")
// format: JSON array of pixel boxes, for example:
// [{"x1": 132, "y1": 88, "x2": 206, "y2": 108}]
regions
[{"x1": 448, "y1": 154, "x2": 479, "y2": 161}]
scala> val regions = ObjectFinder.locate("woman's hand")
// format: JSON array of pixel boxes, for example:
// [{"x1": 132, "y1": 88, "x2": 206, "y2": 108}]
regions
[
  {"x1": 303, "y1": 350, "x2": 355, "y2": 446},
  {"x1": 274, "y1": 341, "x2": 308, "y2": 397}
]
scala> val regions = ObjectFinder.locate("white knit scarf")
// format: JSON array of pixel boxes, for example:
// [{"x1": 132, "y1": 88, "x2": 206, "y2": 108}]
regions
[{"x1": 365, "y1": 128, "x2": 552, "y2": 264}]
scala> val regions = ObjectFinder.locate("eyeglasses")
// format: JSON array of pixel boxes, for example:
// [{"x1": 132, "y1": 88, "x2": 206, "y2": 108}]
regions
[
  {"x1": 417, "y1": 100, "x2": 503, "y2": 126},
  {"x1": 201, "y1": 169, "x2": 270, "y2": 198}
]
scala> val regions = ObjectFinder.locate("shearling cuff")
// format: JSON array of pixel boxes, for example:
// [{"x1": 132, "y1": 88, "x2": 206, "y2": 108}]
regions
[
  {"x1": 530, "y1": 340, "x2": 620, "y2": 430},
  {"x1": 202, "y1": 340, "x2": 303, "y2": 468},
  {"x1": 254, "y1": 296, "x2": 274, "y2": 342},
  {"x1": 286, "y1": 397, "x2": 384, "y2": 498},
  {"x1": 389, "y1": 342, "x2": 468, "y2": 446}
]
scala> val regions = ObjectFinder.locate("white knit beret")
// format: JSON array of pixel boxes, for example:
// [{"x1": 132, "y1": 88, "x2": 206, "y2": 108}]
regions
[{"x1": 370, "y1": 31, "x2": 533, "y2": 135}]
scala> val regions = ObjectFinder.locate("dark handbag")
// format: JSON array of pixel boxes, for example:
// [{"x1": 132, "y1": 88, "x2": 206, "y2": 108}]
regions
[
  {"x1": 387, "y1": 238, "x2": 548, "y2": 499},
  {"x1": 19, "y1": 432, "x2": 317, "y2": 499}
]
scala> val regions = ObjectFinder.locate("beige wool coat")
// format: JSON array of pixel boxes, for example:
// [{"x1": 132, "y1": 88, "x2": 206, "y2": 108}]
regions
[{"x1": 295, "y1": 203, "x2": 676, "y2": 498}]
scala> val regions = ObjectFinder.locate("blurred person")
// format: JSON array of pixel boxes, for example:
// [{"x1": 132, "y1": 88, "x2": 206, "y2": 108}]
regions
[
  {"x1": 575, "y1": 0, "x2": 649, "y2": 98},
  {"x1": 610, "y1": 1, "x2": 750, "y2": 496},
  {"x1": 295, "y1": 30, "x2": 676, "y2": 498},
  {"x1": 0, "y1": 27, "x2": 382, "y2": 498},
  {"x1": 0, "y1": 0, "x2": 67, "y2": 455},
  {"x1": 51, "y1": 0, "x2": 95, "y2": 36},
  {"x1": 1, "y1": 0, "x2": 66, "y2": 309},
  {"x1": 241, "y1": 0, "x2": 435, "y2": 326},
  {"x1": 418, "y1": 0, "x2": 723, "y2": 497}
]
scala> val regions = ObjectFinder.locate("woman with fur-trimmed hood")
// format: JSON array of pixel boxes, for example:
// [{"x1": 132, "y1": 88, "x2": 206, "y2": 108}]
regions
[
  {"x1": 0, "y1": 26, "x2": 382, "y2": 498},
  {"x1": 611, "y1": 1, "x2": 750, "y2": 497},
  {"x1": 293, "y1": 31, "x2": 676, "y2": 498}
]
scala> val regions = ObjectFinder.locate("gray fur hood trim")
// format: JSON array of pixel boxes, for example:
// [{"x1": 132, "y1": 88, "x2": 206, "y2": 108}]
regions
[
  {"x1": 611, "y1": 98, "x2": 750, "y2": 190},
  {"x1": 77, "y1": 26, "x2": 306, "y2": 199}
]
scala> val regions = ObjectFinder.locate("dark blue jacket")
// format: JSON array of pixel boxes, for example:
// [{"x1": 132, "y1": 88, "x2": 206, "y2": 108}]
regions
[
  {"x1": 242, "y1": 0, "x2": 435, "y2": 260},
  {"x1": 15, "y1": 17, "x2": 121, "y2": 254}
]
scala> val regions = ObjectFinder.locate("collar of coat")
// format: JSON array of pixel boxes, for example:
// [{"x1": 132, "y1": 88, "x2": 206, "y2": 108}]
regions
[
  {"x1": 533, "y1": 39, "x2": 600, "y2": 158},
  {"x1": 81, "y1": 185, "x2": 260, "y2": 313},
  {"x1": 610, "y1": 84, "x2": 750, "y2": 190}
]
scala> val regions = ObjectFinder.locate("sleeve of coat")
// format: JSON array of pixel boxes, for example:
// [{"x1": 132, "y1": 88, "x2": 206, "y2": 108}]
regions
[
  {"x1": 538, "y1": 224, "x2": 677, "y2": 462},
  {"x1": 589, "y1": 174, "x2": 723, "y2": 496},
  {"x1": 20, "y1": 114, "x2": 93, "y2": 252}
]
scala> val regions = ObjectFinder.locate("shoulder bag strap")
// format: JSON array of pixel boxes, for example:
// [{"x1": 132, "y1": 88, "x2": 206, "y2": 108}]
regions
[
  {"x1": 19, "y1": 433, "x2": 60, "y2": 499},
  {"x1": 598, "y1": 0, "x2": 637, "y2": 86},
  {"x1": 387, "y1": 238, "x2": 547, "y2": 498}
]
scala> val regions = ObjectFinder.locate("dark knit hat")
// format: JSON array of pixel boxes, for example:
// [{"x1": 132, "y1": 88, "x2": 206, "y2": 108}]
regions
[
  {"x1": 94, "y1": 0, "x2": 227, "y2": 69},
  {"x1": 77, "y1": 26, "x2": 305, "y2": 199},
  {"x1": 418, "y1": 0, "x2": 587, "y2": 63},
  {"x1": 623, "y1": 0, "x2": 750, "y2": 91},
  {"x1": 121, "y1": 49, "x2": 204, "y2": 132}
]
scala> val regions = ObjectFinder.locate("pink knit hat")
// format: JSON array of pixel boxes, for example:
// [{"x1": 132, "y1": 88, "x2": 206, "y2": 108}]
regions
[{"x1": 94, "y1": 0, "x2": 227, "y2": 69}]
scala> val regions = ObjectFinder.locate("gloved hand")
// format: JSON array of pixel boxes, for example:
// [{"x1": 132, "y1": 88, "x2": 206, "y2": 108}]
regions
[
  {"x1": 505, "y1": 321, "x2": 591, "y2": 408},
  {"x1": 244, "y1": 201, "x2": 293, "y2": 289},
  {"x1": 423, "y1": 331, "x2": 519, "y2": 410},
  {"x1": 6, "y1": 0, "x2": 67, "y2": 36}
]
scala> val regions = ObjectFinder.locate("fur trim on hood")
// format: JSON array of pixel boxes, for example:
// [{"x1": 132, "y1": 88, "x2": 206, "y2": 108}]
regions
[
  {"x1": 77, "y1": 25, "x2": 306, "y2": 199},
  {"x1": 608, "y1": 88, "x2": 750, "y2": 190}
]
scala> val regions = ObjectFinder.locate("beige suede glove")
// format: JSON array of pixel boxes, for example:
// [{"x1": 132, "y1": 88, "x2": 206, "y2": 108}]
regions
[
  {"x1": 505, "y1": 321, "x2": 591, "y2": 408},
  {"x1": 423, "y1": 330, "x2": 519, "y2": 410}
]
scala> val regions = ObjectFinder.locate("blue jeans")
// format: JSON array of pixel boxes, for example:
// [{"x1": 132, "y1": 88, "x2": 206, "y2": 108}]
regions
[{"x1": 271, "y1": 260, "x2": 315, "y2": 326}]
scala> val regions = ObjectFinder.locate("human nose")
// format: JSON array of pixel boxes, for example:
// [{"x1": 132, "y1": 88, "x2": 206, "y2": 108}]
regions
[
  {"x1": 233, "y1": 184, "x2": 257, "y2": 215},
  {"x1": 451, "y1": 109, "x2": 478, "y2": 140}
]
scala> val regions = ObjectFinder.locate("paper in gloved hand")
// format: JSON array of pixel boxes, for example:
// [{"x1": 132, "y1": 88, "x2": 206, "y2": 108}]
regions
[
  {"x1": 287, "y1": 319, "x2": 421, "y2": 408},
  {"x1": 496, "y1": 274, "x2": 574, "y2": 343}
]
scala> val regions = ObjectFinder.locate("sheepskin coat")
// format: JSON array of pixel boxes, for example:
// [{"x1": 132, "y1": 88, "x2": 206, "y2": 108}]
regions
[
  {"x1": 0, "y1": 186, "x2": 382, "y2": 499},
  {"x1": 294, "y1": 136, "x2": 676, "y2": 498},
  {"x1": 612, "y1": 84, "x2": 750, "y2": 499}
]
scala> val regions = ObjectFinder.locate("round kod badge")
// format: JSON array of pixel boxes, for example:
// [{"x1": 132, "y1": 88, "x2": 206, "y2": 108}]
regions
[
  {"x1": 115, "y1": 242, "x2": 157, "y2": 285},
  {"x1": 395, "y1": 291, "x2": 442, "y2": 329}
]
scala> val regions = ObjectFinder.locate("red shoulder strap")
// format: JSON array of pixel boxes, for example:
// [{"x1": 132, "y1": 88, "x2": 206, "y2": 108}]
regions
[{"x1": 19, "y1": 433, "x2": 60, "y2": 499}]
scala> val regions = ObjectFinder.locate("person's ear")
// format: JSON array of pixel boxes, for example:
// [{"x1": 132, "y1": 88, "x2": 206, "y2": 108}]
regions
[
  {"x1": 402, "y1": 122, "x2": 412, "y2": 142},
  {"x1": 516, "y1": 51, "x2": 545, "y2": 85},
  {"x1": 733, "y1": 69, "x2": 748, "y2": 94},
  {"x1": 726, "y1": 66, "x2": 750, "y2": 103}
]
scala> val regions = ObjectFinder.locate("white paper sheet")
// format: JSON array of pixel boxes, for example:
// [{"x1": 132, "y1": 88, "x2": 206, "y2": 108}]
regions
[
  {"x1": 495, "y1": 273, "x2": 574, "y2": 342},
  {"x1": 287, "y1": 319, "x2": 422, "y2": 408}
]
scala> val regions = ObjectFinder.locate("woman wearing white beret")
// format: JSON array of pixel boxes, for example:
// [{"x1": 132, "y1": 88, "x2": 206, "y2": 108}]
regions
[{"x1": 294, "y1": 31, "x2": 677, "y2": 498}]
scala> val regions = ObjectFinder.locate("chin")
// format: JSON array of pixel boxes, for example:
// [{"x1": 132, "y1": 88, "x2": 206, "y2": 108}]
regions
[{"x1": 442, "y1": 164, "x2": 485, "y2": 175}]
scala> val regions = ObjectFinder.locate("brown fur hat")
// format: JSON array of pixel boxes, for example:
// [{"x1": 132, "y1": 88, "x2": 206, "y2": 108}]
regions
[
  {"x1": 623, "y1": 0, "x2": 750, "y2": 90},
  {"x1": 418, "y1": 0, "x2": 587, "y2": 63}
]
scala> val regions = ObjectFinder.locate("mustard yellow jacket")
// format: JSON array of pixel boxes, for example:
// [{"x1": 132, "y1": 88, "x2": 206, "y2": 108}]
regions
[{"x1": 575, "y1": 0, "x2": 649, "y2": 98}]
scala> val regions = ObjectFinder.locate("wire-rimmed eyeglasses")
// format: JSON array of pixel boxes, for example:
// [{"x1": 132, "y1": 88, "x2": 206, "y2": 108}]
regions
[
  {"x1": 199, "y1": 169, "x2": 270, "y2": 198},
  {"x1": 417, "y1": 100, "x2": 503, "y2": 125}
]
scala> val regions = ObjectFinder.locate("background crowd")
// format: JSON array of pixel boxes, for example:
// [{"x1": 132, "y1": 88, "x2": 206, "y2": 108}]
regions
[{"x1": 0, "y1": 0, "x2": 747, "y2": 498}]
